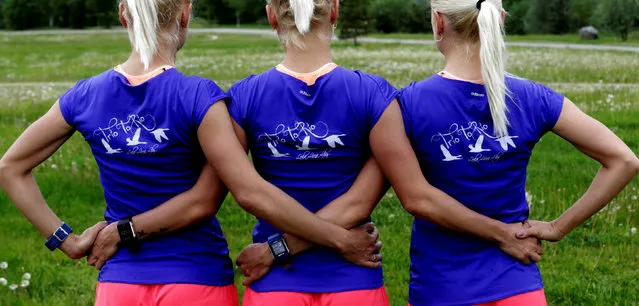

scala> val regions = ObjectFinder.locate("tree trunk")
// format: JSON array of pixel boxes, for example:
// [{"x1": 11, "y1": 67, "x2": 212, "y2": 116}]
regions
[
  {"x1": 236, "y1": 11, "x2": 240, "y2": 28},
  {"x1": 620, "y1": 29, "x2": 629, "y2": 41}
]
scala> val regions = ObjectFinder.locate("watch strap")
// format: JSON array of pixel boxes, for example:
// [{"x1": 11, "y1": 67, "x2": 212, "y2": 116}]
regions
[
  {"x1": 117, "y1": 218, "x2": 140, "y2": 248},
  {"x1": 45, "y1": 222, "x2": 73, "y2": 251},
  {"x1": 267, "y1": 233, "x2": 291, "y2": 264}
]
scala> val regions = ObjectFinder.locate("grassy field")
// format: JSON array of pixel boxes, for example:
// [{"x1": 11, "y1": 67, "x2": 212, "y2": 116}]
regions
[{"x1": 0, "y1": 32, "x2": 638, "y2": 305}]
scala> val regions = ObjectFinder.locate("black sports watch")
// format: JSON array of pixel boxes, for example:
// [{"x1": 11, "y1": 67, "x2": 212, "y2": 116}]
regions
[
  {"x1": 117, "y1": 218, "x2": 140, "y2": 249},
  {"x1": 268, "y1": 233, "x2": 291, "y2": 264}
]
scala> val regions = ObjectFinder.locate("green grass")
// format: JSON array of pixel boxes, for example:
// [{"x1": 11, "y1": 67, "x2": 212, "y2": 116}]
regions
[
  {"x1": 367, "y1": 31, "x2": 639, "y2": 46},
  {"x1": 0, "y1": 32, "x2": 638, "y2": 305}
]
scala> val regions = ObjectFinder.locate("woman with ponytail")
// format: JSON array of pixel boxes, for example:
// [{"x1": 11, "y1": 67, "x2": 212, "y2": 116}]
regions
[
  {"x1": 231, "y1": 1, "x2": 563, "y2": 305},
  {"x1": 0, "y1": 0, "x2": 385, "y2": 305},
  {"x1": 399, "y1": 0, "x2": 639, "y2": 305}
]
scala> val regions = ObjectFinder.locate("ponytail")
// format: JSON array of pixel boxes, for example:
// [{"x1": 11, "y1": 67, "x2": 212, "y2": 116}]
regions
[
  {"x1": 477, "y1": 1, "x2": 509, "y2": 137},
  {"x1": 126, "y1": 0, "x2": 160, "y2": 71},
  {"x1": 289, "y1": 0, "x2": 315, "y2": 35}
]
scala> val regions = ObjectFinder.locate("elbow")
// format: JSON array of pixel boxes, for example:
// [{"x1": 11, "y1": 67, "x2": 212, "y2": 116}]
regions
[
  {"x1": 191, "y1": 197, "x2": 219, "y2": 220},
  {"x1": 400, "y1": 192, "x2": 438, "y2": 221},
  {"x1": 0, "y1": 160, "x2": 12, "y2": 187},
  {"x1": 233, "y1": 190, "x2": 265, "y2": 217},
  {"x1": 628, "y1": 155, "x2": 639, "y2": 177}
]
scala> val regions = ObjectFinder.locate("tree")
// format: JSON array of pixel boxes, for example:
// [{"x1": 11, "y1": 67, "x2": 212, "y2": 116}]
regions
[
  {"x1": 569, "y1": 0, "x2": 597, "y2": 31},
  {"x1": 224, "y1": 0, "x2": 246, "y2": 27},
  {"x1": 593, "y1": 0, "x2": 639, "y2": 41},
  {"x1": 340, "y1": 0, "x2": 371, "y2": 45},
  {"x1": 525, "y1": 0, "x2": 570, "y2": 34},
  {"x1": 504, "y1": 0, "x2": 530, "y2": 35},
  {"x1": 3, "y1": 0, "x2": 47, "y2": 30}
]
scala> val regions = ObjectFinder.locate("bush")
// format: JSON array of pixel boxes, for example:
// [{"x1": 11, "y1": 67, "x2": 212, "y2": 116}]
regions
[{"x1": 2, "y1": 0, "x2": 47, "y2": 30}]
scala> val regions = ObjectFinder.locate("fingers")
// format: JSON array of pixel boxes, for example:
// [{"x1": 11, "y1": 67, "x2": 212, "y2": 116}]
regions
[
  {"x1": 369, "y1": 226, "x2": 380, "y2": 242},
  {"x1": 360, "y1": 261, "x2": 382, "y2": 269},
  {"x1": 529, "y1": 252, "x2": 542, "y2": 263},
  {"x1": 374, "y1": 240, "x2": 383, "y2": 253},
  {"x1": 362, "y1": 222, "x2": 376, "y2": 233},
  {"x1": 516, "y1": 228, "x2": 536, "y2": 239},
  {"x1": 534, "y1": 244, "x2": 545, "y2": 256}
]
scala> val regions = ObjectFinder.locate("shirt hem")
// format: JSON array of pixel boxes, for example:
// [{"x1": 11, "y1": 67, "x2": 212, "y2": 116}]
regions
[
  {"x1": 408, "y1": 284, "x2": 544, "y2": 306},
  {"x1": 249, "y1": 281, "x2": 385, "y2": 294}
]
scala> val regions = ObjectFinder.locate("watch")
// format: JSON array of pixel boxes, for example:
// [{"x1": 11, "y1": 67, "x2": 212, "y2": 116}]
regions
[
  {"x1": 45, "y1": 222, "x2": 73, "y2": 251},
  {"x1": 268, "y1": 233, "x2": 291, "y2": 264},
  {"x1": 117, "y1": 218, "x2": 140, "y2": 248}
]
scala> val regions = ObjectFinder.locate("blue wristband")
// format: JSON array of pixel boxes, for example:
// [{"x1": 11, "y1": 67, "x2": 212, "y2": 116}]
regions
[{"x1": 45, "y1": 222, "x2": 73, "y2": 251}]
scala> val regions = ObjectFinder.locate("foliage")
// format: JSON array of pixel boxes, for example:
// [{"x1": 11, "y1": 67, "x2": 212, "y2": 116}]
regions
[
  {"x1": 525, "y1": 0, "x2": 571, "y2": 34},
  {"x1": 2, "y1": 0, "x2": 47, "y2": 30},
  {"x1": 339, "y1": 0, "x2": 371, "y2": 44},
  {"x1": 592, "y1": 0, "x2": 639, "y2": 41}
]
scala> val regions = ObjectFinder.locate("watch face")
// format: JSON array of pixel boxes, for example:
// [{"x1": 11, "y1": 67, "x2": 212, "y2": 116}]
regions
[{"x1": 271, "y1": 240, "x2": 286, "y2": 255}]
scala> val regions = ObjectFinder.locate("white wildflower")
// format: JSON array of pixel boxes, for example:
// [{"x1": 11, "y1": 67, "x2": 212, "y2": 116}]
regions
[
  {"x1": 9, "y1": 284, "x2": 18, "y2": 290},
  {"x1": 386, "y1": 193, "x2": 394, "y2": 199},
  {"x1": 20, "y1": 280, "x2": 29, "y2": 287},
  {"x1": 632, "y1": 195, "x2": 637, "y2": 201},
  {"x1": 22, "y1": 273, "x2": 31, "y2": 280},
  {"x1": 632, "y1": 228, "x2": 637, "y2": 235},
  {"x1": 540, "y1": 200, "x2": 546, "y2": 205},
  {"x1": 51, "y1": 164, "x2": 58, "y2": 169},
  {"x1": 0, "y1": 278, "x2": 7, "y2": 286},
  {"x1": 0, "y1": 262, "x2": 7, "y2": 269}
]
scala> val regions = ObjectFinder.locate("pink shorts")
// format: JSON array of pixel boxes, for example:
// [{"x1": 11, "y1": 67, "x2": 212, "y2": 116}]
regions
[
  {"x1": 95, "y1": 282, "x2": 238, "y2": 306},
  {"x1": 408, "y1": 289, "x2": 546, "y2": 306},
  {"x1": 243, "y1": 286, "x2": 390, "y2": 306}
]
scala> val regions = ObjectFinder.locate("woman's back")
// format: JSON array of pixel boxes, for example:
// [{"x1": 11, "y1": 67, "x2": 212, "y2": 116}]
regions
[
  {"x1": 229, "y1": 65, "x2": 396, "y2": 293},
  {"x1": 59, "y1": 67, "x2": 234, "y2": 286},
  {"x1": 400, "y1": 74, "x2": 564, "y2": 305}
]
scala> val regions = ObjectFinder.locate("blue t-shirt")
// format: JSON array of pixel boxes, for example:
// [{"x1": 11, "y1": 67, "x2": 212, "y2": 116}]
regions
[
  {"x1": 59, "y1": 68, "x2": 234, "y2": 286},
  {"x1": 400, "y1": 75, "x2": 564, "y2": 306},
  {"x1": 228, "y1": 67, "x2": 397, "y2": 293}
]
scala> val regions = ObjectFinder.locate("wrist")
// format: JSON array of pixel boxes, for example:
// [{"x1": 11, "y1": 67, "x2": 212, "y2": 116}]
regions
[
  {"x1": 493, "y1": 222, "x2": 512, "y2": 245},
  {"x1": 550, "y1": 219, "x2": 567, "y2": 240},
  {"x1": 261, "y1": 243, "x2": 275, "y2": 265},
  {"x1": 58, "y1": 235, "x2": 79, "y2": 258}
]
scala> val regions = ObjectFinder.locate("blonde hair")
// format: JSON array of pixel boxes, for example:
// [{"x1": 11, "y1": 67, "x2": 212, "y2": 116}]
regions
[
  {"x1": 121, "y1": 0, "x2": 187, "y2": 70},
  {"x1": 268, "y1": 0, "x2": 333, "y2": 48},
  {"x1": 431, "y1": 0, "x2": 510, "y2": 137}
]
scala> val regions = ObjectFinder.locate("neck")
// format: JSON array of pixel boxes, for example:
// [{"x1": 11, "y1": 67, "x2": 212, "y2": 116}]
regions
[
  {"x1": 442, "y1": 42, "x2": 483, "y2": 81},
  {"x1": 281, "y1": 32, "x2": 333, "y2": 73},
  {"x1": 121, "y1": 46, "x2": 177, "y2": 75}
]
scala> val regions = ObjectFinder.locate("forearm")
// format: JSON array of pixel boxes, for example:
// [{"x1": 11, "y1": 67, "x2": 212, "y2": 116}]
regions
[
  {"x1": 131, "y1": 190, "x2": 226, "y2": 240},
  {"x1": 234, "y1": 178, "x2": 351, "y2": 250},
  {"x1": 553, "y1": 163, "x2": 638, "y2": 237},
  {"x1": 401, "y1": 185, "x2": 509, "y2": 244},
  {"x1": 0, "y1": 171, "x2": 63, "y2": 237},
  {"x1": 283, "y1": 157, "x2": 388, "y2": 254}
]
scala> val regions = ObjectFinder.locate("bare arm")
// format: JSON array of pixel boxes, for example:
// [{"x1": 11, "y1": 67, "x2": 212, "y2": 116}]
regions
[
  {"x1": 370, "y1": 100, "x2": 543, "y2": 263},
  {"x1": 231, "y1": 120, "x2": 387, "y2": 254},
  {"x1": 232, "y1": 120, "x2": 386, "y2": 284},
  {"x1": 520, "y1": 98, "x2": 639, "y2": 241},
  {"x1": 87, "y1": 163, "x2": 229, "y2": 269},
  {"x1": 0, "y1": 102, "x2": 106, "y2": 259},
  {"x1": 284, "y1": 157, "x2": 387, "y2": 255},
  {"x1": 198, "y1": 101, "x2": 377, "y2": 254}
]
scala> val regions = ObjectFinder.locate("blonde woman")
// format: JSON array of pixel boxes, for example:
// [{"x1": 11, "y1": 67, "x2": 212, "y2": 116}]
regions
[
  {"x1": 399, "y1": 0, "x2": 639, "y2": 305},
  {"x1": 0, "y1": 0, "x2": 383, "y2": 305},
  {"x1": 231, "y1": 1, "x2": 552, "y2": 305}
]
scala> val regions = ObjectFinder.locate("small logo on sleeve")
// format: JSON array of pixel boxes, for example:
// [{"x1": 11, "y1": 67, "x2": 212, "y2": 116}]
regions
[{"x1": 471, "y1": 92, "x2": 485, "y2": 97}]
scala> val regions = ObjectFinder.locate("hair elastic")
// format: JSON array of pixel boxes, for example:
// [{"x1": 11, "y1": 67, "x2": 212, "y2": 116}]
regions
[{"x1": 476, "y1": 0, "x2": 486, "y2": 10}]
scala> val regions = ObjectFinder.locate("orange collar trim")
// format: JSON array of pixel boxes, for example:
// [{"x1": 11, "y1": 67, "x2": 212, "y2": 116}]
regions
[
  {"x1": 276, "y1": 63, "x2": 338, "y2": 86},
  {"x1": 114, "y1": 65, "x2": 175, "y2": 86}
]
